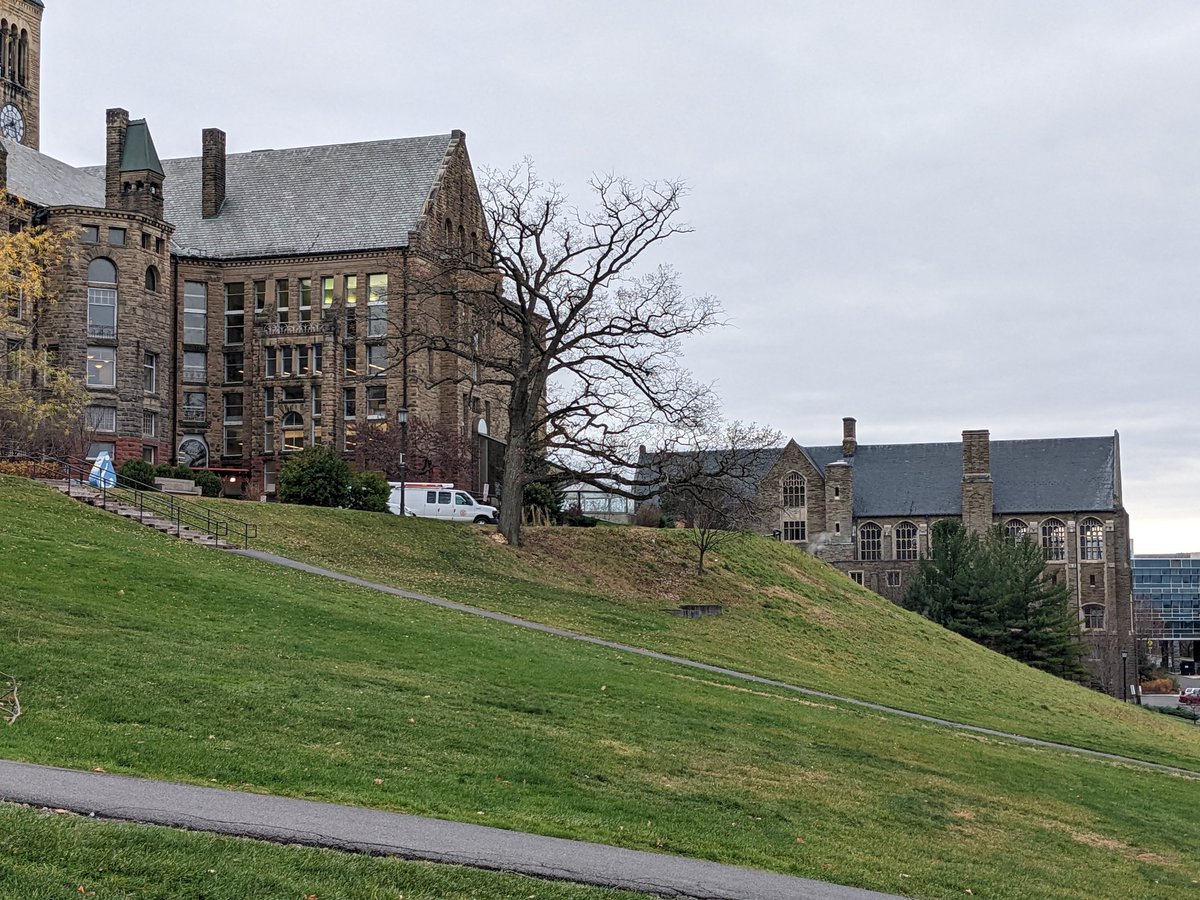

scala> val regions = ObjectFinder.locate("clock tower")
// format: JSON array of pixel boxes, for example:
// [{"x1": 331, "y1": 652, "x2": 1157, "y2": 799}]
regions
[{"x1": 0, "y1": 0, "x2": 40, "y2": 150}]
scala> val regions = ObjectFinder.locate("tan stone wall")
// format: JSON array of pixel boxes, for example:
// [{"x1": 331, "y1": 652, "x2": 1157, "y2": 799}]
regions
[{"x1": 0, "y1": 0, "x2": 41, "y2": 150}]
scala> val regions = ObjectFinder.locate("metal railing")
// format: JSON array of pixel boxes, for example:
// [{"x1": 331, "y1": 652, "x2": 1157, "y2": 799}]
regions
[{"x1": 6, "y1": 452, "x2": 258, "y2": 549}]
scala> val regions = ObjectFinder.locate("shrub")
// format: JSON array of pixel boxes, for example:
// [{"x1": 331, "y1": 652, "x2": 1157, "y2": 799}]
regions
[
  {"x1": 118, "y1": 459, "x2": 157, "y2": 488},
  {"x1": 192, "y1": 471, "x2": 223, "y2": 498},
  {"x1": 634, "y1": 502, "x2": 666, "y2": 528},
  {"x1": 0, "y1": 460, "x2": 62, "y2": 479},
  {"x1": 564, "y1": 513, "x2": 599, "y2": 528},
  {"x1": 348, "y1": 470, "x2": 390, "y2": 512},
  {"x1": 278, "y1": 446, "x2": 351, "y2": 508}
]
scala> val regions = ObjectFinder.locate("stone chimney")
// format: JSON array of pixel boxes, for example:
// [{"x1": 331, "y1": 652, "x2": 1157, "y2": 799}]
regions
[
  {"x1": 105, "y1": 107, "x2": 129, "y2": 209},
  {"x1": 202, "y1": 128, "x2": 226, "y2": 218},
  {"x1": 961, "y1": 429, "x2": 994, "y2": 535},
  {"x1": 842, "y1": 417, "x2": 857, "y2": 457},
  {"x1": 823, "y1": 460, "x2": 855, "y2": 557}
]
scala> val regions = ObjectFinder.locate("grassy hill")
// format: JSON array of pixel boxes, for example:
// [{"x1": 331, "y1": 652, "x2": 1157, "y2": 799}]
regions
[
  {"x1": 207, "y1": 493, "x2": 1200, "y2": 770},
  {"x1": 2, "y1": 477, "x2": 1199, "y2": 900}
]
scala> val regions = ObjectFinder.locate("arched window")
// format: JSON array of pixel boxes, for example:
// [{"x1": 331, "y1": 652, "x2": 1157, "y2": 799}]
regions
[
  {"x1": 1041, "y1": 518, "x2": 1066, "y2": 561},
  {"x1": 17, "y1": 28, "x2": 25, "y2": 86},
  {"x1": 895, "y1": 521, "x2": 918, "y2": 560},
  {"x1": 87, "y1": 258, "x2": 118, "y2": 339},
  {"x1": 443, "y1": 218, "x2": 453, "y2": 245},
  {"x1": 859, "y1": 522, "x2": 882, "y2": 561},
  {"x1": 781, "y1": 471, "x2": 805, "y2": 508},
  {"x1": 145, "y1": 265, "x2": 159, "y2": 292},
  {"x1": 6, "y1": 26, "x2": 15, "y2": 84},
  {"x1": 0, "y1": 21, "x2": 8, "y2": 80},
  {"x1": 1082, "y1": 605, "x2": 1105, "y2": 630},
  {"x1": 1079, "y1": 517, "x2": 1104, "y2": 561},
  {"x1": 282, "y1": 412, "x2": 305, "y2": 452},
  {"x1": 1004, "y1": 519, "x2": 1028, "y2": 541}
]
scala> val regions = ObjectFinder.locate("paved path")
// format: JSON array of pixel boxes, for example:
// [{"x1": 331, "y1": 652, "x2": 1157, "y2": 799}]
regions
[
  {"x1": 232, "y1": 549, "x2": 1200, "y2": 779},
  {"x1": 0, "y1": 760, "x2": 900, "y2": 900}
]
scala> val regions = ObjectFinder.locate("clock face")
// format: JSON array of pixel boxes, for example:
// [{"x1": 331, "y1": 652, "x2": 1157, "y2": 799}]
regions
[
  {"x1": 178, "y1": 437, "x2": 209, "y2": 469},
  {"x1": 0, "y1": 104, "x2": 24, "y2": 142}
]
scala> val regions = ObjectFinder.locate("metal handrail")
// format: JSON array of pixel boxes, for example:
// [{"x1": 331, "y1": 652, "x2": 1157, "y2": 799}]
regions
[{"x1": 4, "y1": 451, "x2": 257, "y2": 549}]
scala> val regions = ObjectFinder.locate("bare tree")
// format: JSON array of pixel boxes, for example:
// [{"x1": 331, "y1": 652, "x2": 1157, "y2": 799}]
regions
[{"x1": 406, "y1": 161, "x2": 771, "y2": 546}]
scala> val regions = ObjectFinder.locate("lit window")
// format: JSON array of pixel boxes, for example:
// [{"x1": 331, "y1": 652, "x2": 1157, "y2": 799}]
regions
[
  {"x1": 859, "y1": 522, "x2": 882, "y2": 561},
  {"x1": 1079, "y1": 518, "x2": 1104, "y2": 561},
  {"x1": 345, "y1": 275, "x2": 358, "y2": 306},
  {"x1": 1041, "y1": 519, "x2": 1066, "y2": 561},
  {"x1": 367, "y1": 274, "x2": 387, "y2": 336},
  {"x1": 367, "y1": 344, "x2": 386, "y2": 376},
  {"x1": 183, "y1": 282, "x2": 208, "y2": 345},
  {"x1": 298, "y1": 278, "x2": 312, "y2": 323},
  {"x1": 86, "y1": 346, "x2": 116, "y2": 388},
  {"x1": 895, "y1": 522, "x2": 918, "y2": 561},
  {"x1": 282, "y1": 411, "x2": 305, "y2": 452},
  {"x1": 321, "y1": 276, "x2": 334, "y2": 307},
  {"x1": 781, "y1": 472, "x2": 805, "y2": 508},
  {"x1": 276, "y1": 279, "x2": 290, "y2": 325},
  {"x1": 87, "y1": 258, "x2": 117, "y2": 339},
  {"x1": 343, "y1": 421, "x2": 357, "y2": 452},
  {"x1": 253, "y1": 280, "x2": 266, "y2": 313},
  {"x1": 1082, "y1": 605, "x2": 1105, "y2": 630}
]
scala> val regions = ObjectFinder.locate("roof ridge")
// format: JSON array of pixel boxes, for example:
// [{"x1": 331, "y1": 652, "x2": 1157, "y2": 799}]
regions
[{"x1": 160, "y1": 132, "x2": 456, "y2": 166}]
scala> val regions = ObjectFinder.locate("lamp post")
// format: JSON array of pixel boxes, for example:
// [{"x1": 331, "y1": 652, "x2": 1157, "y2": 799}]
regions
[
  {"x1": 396, "y1": 407, "x2": 408, "y2": 515},
  {"x1": 1121, "y1": 650, "x2": 1128, "y2": 703}
]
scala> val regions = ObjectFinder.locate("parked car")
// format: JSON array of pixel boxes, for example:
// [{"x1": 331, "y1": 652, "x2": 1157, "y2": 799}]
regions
[
  {"x1": 1179, "y1": 688, "x2": 1200, "y2": 706},
  {"x1": 387, "y1": 482, "x2": 498, "y2": 524}
]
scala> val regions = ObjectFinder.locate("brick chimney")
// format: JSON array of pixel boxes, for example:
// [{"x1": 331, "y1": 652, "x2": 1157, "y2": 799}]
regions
[
  {"x1": 842, "y1": 417, "x2": 857, "y2": 457},
  {"x1": 202, "y1": 128, "x2": 226, "y2": 218},
  {"x1": 105, "y1": 107, "x2": 129, "y2": 209},
  {"x1": 961, "y1": 429, "x2": 993, "y2": 535}
]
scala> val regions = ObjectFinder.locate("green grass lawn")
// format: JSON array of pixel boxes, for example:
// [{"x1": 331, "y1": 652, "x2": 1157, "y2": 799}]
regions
[
  {"x1": 197, "y1": 492, "x2": 1200, "y2": 770},
  {"x1": 0, "y1": 804, "x2": 646, "y2": 899},
  {"x1": 2, "y1": 477, "x2": 1200, "y2": 900}
]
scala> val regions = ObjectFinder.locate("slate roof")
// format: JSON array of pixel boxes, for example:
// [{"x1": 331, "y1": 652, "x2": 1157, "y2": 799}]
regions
[
  {"x1": 1, "y1": 137, "x2": 103, "y2": 208},
  {"x1": 803, "y1": 436, "x2": 1118, "y2": 517}
]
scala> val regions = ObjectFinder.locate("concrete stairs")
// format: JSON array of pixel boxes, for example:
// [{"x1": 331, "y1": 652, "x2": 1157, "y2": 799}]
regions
[{"x1": 44, "y1": 479, "x2": 235, "y2": 549}]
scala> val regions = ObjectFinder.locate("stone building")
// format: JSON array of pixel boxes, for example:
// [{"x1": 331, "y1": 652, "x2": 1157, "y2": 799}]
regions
[
  {"x1": 647, "y1": 418, "x2": 1136, "y2": 696},
  {"x1": 0, "y1": 0, "x2": 507, "y2": 498}
]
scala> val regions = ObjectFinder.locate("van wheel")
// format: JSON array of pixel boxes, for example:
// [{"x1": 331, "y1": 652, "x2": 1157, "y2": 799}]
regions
[{"x1": 473, "y1": 515, "x2": 491, "y2": 525}]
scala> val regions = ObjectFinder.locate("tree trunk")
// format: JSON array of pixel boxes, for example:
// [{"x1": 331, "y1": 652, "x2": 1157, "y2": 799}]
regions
[{"x1": 498, "y1": 390, "x2": 533, "y2": 546}]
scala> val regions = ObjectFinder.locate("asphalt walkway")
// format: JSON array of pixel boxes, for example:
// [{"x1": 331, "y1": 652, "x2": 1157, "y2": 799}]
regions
[
  {"x1": 233, "y1": 548, "x2": 1200, "y2": 779},
  {"x1": 0, "y1": 760, "x2": 900, "y2": 900}
]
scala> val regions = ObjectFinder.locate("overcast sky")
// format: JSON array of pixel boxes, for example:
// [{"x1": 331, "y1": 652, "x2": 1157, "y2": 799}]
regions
[{"x1": 41, "y1": 1, "x2": 1200, "y2": 552}]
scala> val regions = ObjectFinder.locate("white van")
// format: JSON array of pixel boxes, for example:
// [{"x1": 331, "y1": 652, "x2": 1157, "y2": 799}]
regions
[{"x1": 387, "y1": 482, "x2": 499, "y2": 524}]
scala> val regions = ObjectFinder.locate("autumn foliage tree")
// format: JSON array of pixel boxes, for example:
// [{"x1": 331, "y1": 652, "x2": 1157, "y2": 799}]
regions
[{"x1": 0, "y1": 223, "x2": 88, "y2": 458}]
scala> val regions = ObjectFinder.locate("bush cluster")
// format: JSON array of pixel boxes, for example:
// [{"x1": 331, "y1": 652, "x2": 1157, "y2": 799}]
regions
[
  {"x1": 278, "y1": 445, "x2": 390, "y2": 512},
  {"x1": 117, "y1": 460, "x2": 222, "y2": 498}
]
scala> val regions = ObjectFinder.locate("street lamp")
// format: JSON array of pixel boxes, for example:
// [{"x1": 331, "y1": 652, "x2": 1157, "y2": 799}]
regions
[
  {"x1": 1121, "y1": 650, "x2": 1128, "y2": 703},
  {"x1": 396, "y1": 407, "x2": 408, "y2": 515}
]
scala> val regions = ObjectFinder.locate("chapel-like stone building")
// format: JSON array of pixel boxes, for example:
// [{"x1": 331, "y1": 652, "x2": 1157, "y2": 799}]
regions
[
  {"x1": 1, "y1": 0, "x2": 507, "y2": 498},
  {"x1": 751, "y1": 418, "x2": 1134, "y2": 696}
]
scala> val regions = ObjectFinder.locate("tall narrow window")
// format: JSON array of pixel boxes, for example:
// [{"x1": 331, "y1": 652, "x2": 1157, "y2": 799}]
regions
[
  {"x1": 281, "y1": 345, "x2": 294, "y2": 377},
  {"x1": 87, "y1": 258, "x2": 118, "y2": 339},
  {"x1": 321, "y1": 276, "x2": 335, "y2": 308},
  {"x1": 254, "y1": 280, "x2": 267, "y2": 313},
  {"x1": 345, "y1": 275, "x2": 358, "y2": 306},
  {"x1": 1041, "y1": 518, "x2": 1066, "y2": 561},
  {"x1": 282, "y1": 412, "x2": 305, "y2": 452},
  {"x1": 183, "y1": 282, "x2": 208, "y2": 345},
  {"x1": 143, "y1": 352, "x2": 157, "y2": 394},
  {"x1": 366, "y1": 385, "x2": 387, "y2": 418},
  {"x1": 224, "y1": 283, "x2": 245, "y2": 344},
  {"x1": 223, "y1": 392, "x2": 244, "y2": 425},
  {"x1": 276, "y1": 279, "x2": 290, "y2": 325},
  {"x1": 312, "y1": 385, "x2": 322, "y2": 418},
  {"x1": 297, "y1": 345, "x2": 310, "y2": 376},
  {"x1": 344, "y1": 344, "x2": 357, "y2": 377},
  {"x1": 264, "y1": 347, "x2": 277, "y2": 378},
  {"x1": 223, "y1": 426, "x2": 243, "y2": 458},
  {"x1": 859, "y1": 522, "x2": 882, "y2": 561},
  {"x1": 224, "y1": 351, "x2": 244, "y2": 384},
  {"x1": 781, "y1": 472, "x2": 805, "y2": 508},
  {"x1": 367, "y1": 344, "x2": 386, "y2": 376},
  {"x1": 86, "y1": 346, "x2": 116, "y2": 388},
  {"x1": 142, "y1": 411, "x2": 158, "y2": 439},
  {"x1": 895, "y1": 522, "x2": 918, "y2": 561},
  {"x1": 313, "y1": 344, "x2": 323, "y2": 375},
  {"x1": 145, "y1": 266, "x2": 158, "y2": 292},
  {"x1": 343, "y1": 387, "x2": 356, "y2": 419},
  {"x1": 298, "y1": 277, "x2": 312, "y2": 324},
  {"x1": 367, "y1": 274, "x2": 387, "y2": 337},
  {"x1": 1079, "y1": 518, "x2": 1104, "y2": 561},
  {"x1": 263, "y1": 386, "x2": 275, "y2": 419}
]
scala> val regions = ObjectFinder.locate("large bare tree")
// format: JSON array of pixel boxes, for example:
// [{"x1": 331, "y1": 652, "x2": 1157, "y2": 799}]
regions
[{"x1": 407, "y1": 162, "x2": 772, "y2": 545}]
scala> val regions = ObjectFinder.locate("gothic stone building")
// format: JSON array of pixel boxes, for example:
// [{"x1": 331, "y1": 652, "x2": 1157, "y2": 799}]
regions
[
  {"x1": 652, "y1": 418, "x2": 1135, "y2": 697},
  {"x1": 0, "y1": 0, "x2": 506, "y2": 498}
]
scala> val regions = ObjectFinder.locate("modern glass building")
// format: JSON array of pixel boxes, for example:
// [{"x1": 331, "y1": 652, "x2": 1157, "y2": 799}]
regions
[{"x1": 1133, "y1": 555, "x2": 1200, "y2": 670}]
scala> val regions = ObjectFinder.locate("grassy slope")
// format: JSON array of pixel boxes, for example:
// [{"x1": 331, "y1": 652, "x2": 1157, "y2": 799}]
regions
[
  {"x1": 2, "y1": 477, "x2": 1199, "y2": 900},
  {"x1": 0, "y1": 805, "x2": 644, "y2": 900},
  {"x1": 203, "y1": 494, "x2": 1200, "y2": 770}
]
